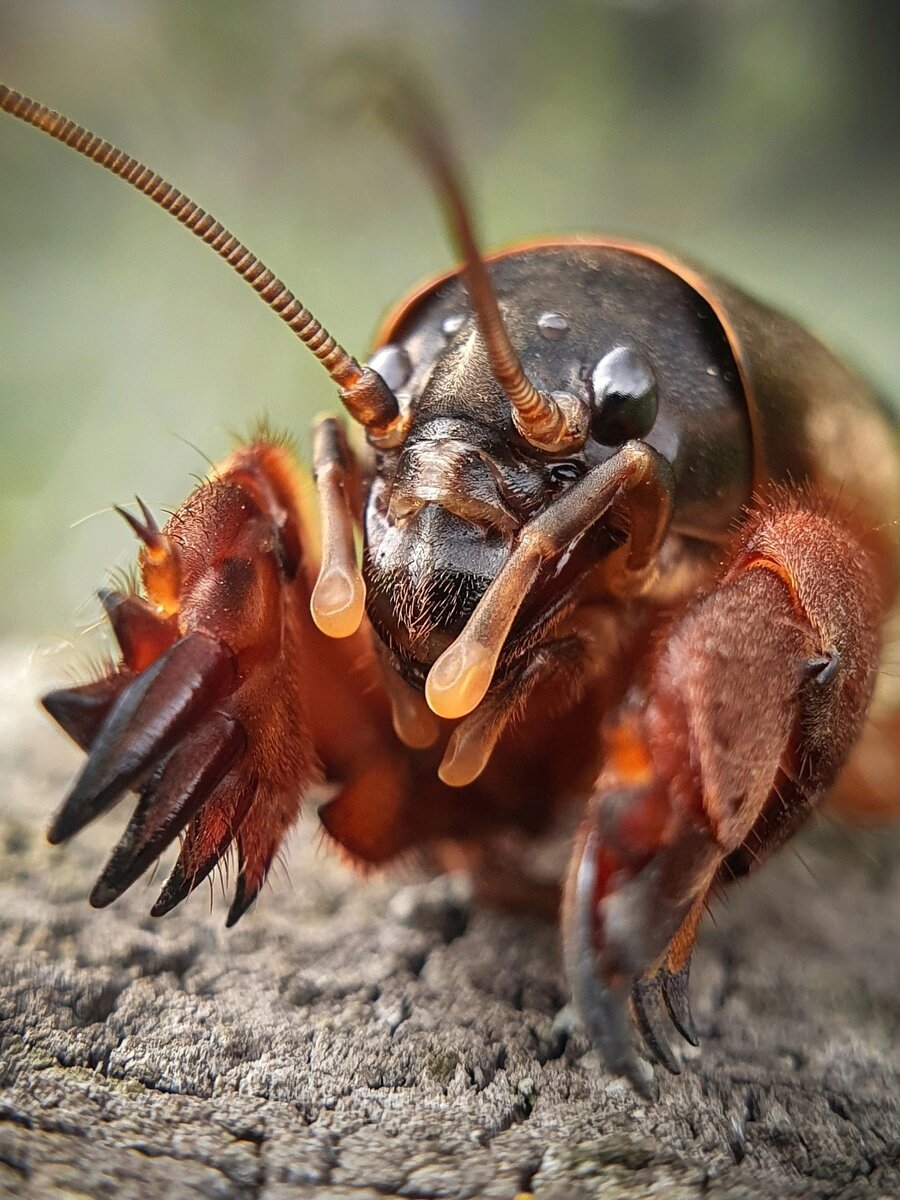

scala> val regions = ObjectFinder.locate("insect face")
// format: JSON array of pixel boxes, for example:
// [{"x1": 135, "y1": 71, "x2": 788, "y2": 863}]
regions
[
  {"x1": 362, "y1": 281, "x2": 637, "y2": 686},
  {"x1": 7, "y1": 69, "x2": 896, "y2": 1105},
  {"x1": 364, "y1": 410, "x2": 560, "y2": 681}
]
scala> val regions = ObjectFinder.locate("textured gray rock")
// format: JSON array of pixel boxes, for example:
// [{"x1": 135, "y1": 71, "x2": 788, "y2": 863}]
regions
[{"x1": 0, "y1": 642, "x2": 898, "y2": 1199}]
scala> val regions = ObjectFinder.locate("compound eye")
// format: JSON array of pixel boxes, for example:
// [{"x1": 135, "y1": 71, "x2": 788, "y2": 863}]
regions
[
  {"x1": 367, "y1": 344, "x2": 412, "y2": 393},
  {"x1": 590, "y1": 346, "x2": 658, "y2": 445}
]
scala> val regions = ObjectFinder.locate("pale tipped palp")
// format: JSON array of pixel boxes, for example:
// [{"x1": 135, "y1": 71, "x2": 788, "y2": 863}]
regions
[{"x1": 310, "y1": 417, "x2": 367, "y2": 639}]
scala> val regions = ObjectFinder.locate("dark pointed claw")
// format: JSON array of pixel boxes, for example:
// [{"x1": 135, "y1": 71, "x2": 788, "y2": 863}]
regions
[
  {"x1": 225, "y1": 835, "x2": 279, "y2": 928},
  {"x1": 225, "y1": 865, "x2": 265, "y2": 928},
  {"x1": 150, "y1": 836, "x2": 225, "y2": 918},
  {"x1": 47, "y1": 632, "x2": 237, "y2": 845},
  {"x1": 151, "y1": 784, "x2": 255, "y2": 918},
  {"x1": 135, "y1": 495, "x2": 160, "y2": 534},
  {"x1": 661, "y1": 963, "x2": 699, "y2": 1047},
  {"x1": 41, "y1": 673, "x2": 132, "y2": 751},
  {"x1": 562, "y1": 794, "x2": 716, "y2": 1098},
  {"x1": 89, "y1": 712, "x2": 246, "y2": 908},
  {"x1": 575, "y1": 971, "x2": 658, "y2": 1101},
  {"x1": 115, "y1": 500, "x2": 164, "y2": 553},
  {"x1": 563, "y1": 829, "x2": 657, "y2": 1099},
  {"x1": 631, "y1": 977, "x2": 682, "y2": 1075},
  {"x1": 150, "y1": 858, "x2": 194, "y2": 917}
]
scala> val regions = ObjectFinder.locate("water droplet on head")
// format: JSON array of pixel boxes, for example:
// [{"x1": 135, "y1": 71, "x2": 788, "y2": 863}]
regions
[
  {"x1": 538, "y1": 311, "x2": 568, "y2": 340},
  {"x1": 441, "y1": 313, "x2": 466, "y2": 337}
]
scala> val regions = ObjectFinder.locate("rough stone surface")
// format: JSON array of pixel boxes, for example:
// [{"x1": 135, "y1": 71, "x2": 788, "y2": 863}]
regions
[{"x1": 0, "y1": 642, "x2": 898, "y2": 1199}]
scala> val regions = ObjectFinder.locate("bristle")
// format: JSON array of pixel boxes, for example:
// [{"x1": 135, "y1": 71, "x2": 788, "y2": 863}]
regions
[
  {"x1": 243, "y1": 415, "x2": 297, "y2": 452},
  {"x1": 89, "y1": 712, "x2": 246, "y2": 908},
  {"x1": 46, "y1": 632, "x2": 236, "y2": 844},
  {"x1": 105, "y1": 562, "x2": 141, "y2": 598}
]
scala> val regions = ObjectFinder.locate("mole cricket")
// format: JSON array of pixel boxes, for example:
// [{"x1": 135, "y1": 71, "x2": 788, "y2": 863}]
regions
[{"x1": 2, "y1": 74, "x2": 898, "y2": 1097}]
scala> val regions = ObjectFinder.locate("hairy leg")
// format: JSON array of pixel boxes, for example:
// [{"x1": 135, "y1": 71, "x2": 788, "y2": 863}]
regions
[
  {"x1": 43, "y1": 433, "x2": 407, "y2": 921},
  {"x1": 561, "y1": 495, "x2": 887, "y2": 1095}
]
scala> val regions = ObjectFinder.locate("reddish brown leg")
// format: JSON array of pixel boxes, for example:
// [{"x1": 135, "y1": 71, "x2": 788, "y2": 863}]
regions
[
  {"x1": 561, "y1": 497, "x2": 885, "y2": 1096},
  {"x1": 42, "y1": 433, "x2": 403, "y2": 923}
]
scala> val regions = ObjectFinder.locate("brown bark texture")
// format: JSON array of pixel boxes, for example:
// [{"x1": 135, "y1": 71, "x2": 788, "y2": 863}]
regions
[{"x1": 0, "y1": 643, "x2": 898, "y2": 1199}]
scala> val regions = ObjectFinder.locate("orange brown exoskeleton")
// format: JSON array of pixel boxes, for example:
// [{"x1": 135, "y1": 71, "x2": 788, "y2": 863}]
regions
[{"x1": 2, "y1": 72, "x2": 898, "y2": 1098}]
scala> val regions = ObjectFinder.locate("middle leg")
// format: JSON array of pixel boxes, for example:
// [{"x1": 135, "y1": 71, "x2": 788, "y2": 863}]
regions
[{"x1": 561, "y1": 496, "x2": 885, "y2": 1094}]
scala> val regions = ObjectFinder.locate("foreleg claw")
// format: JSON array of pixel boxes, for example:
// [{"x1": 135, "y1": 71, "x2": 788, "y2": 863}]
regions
[{"x1": 42, "y1": 440, "x2": 326, "y2": 922}]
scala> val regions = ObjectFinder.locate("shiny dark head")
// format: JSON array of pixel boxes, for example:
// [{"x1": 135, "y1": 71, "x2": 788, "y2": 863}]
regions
[
  {"x1": 363, "y1": 405, "x2": 565, "y2": 683},
  {"x1": 363, "y1": 288, "x2": 604, "y2": 685},
  {"x1": 361, "y1": 245, "x2": 751, "y2": 688}
]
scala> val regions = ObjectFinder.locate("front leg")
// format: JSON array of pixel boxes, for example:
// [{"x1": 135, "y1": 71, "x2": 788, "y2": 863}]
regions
[
  {"x1": 42, "y1": 431, "x2": 402, "y2": 922},
  {"x1": 561, "y1": 496, "x2": 886, "y2": 1096}
]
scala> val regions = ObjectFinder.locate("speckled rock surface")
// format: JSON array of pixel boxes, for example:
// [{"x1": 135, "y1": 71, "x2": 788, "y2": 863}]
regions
[{"x1": 0, "y1": 642, "x2": 898, "y2": 1199}]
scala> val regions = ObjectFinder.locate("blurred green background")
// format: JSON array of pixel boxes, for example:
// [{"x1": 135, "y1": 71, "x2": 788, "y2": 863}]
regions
[{"x1": 1, "y1": 0, "x2": 898, "y2": 644}]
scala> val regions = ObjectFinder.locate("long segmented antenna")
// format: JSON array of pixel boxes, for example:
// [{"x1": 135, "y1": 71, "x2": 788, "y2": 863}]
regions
[
  {"x1": 0, "y1": 84, "x2": 400, "y2": 436},
  {"x1": 362, "y1": 68, "x2": 587, "y2": 453}
]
